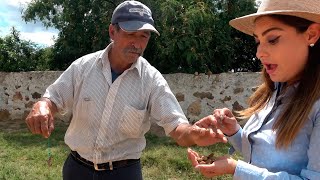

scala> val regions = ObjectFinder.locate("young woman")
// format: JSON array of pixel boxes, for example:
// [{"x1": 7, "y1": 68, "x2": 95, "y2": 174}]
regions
[{"x1": 188, "y1": 0, "x2": 320, "y2": 179}]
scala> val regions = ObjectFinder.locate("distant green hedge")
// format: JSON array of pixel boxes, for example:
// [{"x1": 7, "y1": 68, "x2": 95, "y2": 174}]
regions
[{"x1": 0, "y1": 28, "x2": 53, "y2": 72}]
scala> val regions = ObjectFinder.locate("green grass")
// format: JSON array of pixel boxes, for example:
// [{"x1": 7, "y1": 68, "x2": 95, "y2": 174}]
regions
[{"x1": 0, "y1": 125, "x2": 241, "y2": 180}]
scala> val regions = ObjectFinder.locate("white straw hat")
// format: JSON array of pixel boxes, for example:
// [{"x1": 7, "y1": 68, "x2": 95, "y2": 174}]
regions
[{"x1": 229, "y1": 0, "x2": 320, "y2": 36}]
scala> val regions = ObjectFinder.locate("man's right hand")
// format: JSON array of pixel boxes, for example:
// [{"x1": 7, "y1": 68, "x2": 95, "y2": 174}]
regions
[{"x1": 25, "y1": 99, "x2": 56, "y2": 138}]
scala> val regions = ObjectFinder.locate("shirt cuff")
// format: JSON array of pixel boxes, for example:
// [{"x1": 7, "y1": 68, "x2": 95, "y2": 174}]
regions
[
  {"x1": 233, "y1": 160, "x2": 267, "y2": 180},
  {"x1": 227, "y1": 128, "x2": 242, "y2": 150}
]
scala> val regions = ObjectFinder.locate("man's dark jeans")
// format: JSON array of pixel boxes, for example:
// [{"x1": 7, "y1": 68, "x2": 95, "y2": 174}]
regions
[{"x1": 63, "y1": 153, "x2": 143, "y2": 180}]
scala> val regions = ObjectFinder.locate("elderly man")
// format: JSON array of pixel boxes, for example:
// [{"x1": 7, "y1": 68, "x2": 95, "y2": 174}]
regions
[{"x1": 26, "y1": 1, "x2": 226, "y2": 179}]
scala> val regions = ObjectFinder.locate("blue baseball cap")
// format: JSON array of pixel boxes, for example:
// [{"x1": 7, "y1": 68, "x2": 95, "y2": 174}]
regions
[{"x1": 111, "y1": 0, "x2": 160, "y2": 36}]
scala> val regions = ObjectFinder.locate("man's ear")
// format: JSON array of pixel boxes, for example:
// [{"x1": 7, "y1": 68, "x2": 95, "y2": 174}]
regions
[
  {"x1": 109, "y1": 24, "x2": 115, "y2": 39},
  {"x1": 306, "y1": 23, "x2": 320, "y2": 45}
]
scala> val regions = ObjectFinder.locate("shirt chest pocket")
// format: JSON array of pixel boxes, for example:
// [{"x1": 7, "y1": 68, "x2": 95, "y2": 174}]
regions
[
  {"x1": 76, "y1": 97, "x2": 95, "y2": 122},
  {"x1": 119, "y1": 105, "x2": 149, "y2": 138}
]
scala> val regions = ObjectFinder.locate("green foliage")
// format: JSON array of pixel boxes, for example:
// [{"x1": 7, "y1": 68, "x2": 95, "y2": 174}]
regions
[
  {"x1": 23, "y1": 0, "x2": 122, "y2": 70},
  {"x1": 144, "y1": 0, "x2": 217, "y2": 73},
  {"x1": 35, "y1": 47, "x2": 54, "y2": 70},
  {"x1": 0, "y1": 27, "x2": 53, "y2": 72},
  {"x1": 144, "y1": 0, "x2": 260, "y2": 74},
  {"x1": 225, "y1": 0, "x2": 262, "y2": 72},
  {"x1": 21, "y1": 0, "x2": 260, "y2": 73}
]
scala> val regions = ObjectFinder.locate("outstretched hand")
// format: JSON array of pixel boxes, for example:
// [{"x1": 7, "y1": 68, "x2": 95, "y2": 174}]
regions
[
  {"x1": 25, "y1": 100, "x2": 55, "y2": 138},
  {"x1": 190, "y1": 115, "x2": 227, "y2": 146},
  {"x1": 187, "y1": 148, "x2": 237, "y2": 178}
]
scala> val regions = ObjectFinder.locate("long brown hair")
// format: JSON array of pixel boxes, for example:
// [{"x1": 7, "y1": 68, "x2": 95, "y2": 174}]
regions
[{"x1": 238, "y1": 15, "x2": 320, "y2": 149}]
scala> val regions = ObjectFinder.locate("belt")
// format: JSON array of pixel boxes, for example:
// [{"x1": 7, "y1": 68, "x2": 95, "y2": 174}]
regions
[{"x1": 70, "y1": 151, "x2": 139, "y2": 171}]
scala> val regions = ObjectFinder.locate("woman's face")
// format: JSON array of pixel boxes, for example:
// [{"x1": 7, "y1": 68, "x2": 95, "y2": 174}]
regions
[{"x1": 253, "y1": 16, "x2": 310, "y2": 84}]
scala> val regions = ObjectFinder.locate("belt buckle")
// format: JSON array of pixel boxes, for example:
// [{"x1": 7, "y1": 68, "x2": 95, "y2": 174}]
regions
[
  {"x1": 94, "y1": 163, "x2": 106, "y2": 171},
  {"x1": 94, "y1": 162, "x2": 113, "y2": 171}
]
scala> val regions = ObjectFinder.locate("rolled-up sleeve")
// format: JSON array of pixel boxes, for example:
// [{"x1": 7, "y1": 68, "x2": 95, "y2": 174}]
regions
[
  {"x1": 148, "y1": 72, "x2": 189, "y2": 136},
  {"x1": 43, "y1": 60, "x2": 80, "y2": 114}
]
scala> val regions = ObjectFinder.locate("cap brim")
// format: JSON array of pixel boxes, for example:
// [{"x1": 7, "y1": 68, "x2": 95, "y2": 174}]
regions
[
  {"x1": 118, "y1": 21, "x2": 160, "y2": 36},
  {"x1": 229, "y1": 11, "x2": 320, "y2": 36}
]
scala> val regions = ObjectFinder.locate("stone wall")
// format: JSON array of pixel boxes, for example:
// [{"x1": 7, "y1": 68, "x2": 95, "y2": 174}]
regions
[{"x1": 0, "y1": 71, "x2": 262, "y2": 134}]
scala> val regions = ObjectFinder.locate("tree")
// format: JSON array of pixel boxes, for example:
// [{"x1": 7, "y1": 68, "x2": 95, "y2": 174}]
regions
[
  {"x1": 224, "y1": 0, "x2": 262, "y2": 72},
  {"x1": 22, "y1": 0, "x2": 259, "y2": 73},
  {"x1": 144, "y1": 0, "x2": 259, "y2": 73},
  {"x1": 143, "y1": 0, "x2": 218, "y2": 73},
  {"x1": 23, "y1": 0, "x2": 121, "y2": 70},
  {"x1": 0, "y1": 27, "x2": 52, "y2": 72}
]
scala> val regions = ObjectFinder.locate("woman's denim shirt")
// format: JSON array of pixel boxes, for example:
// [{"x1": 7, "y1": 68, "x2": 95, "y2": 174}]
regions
[{"x1": 228, "y1": 83, "x2": 320, "y2": 179}]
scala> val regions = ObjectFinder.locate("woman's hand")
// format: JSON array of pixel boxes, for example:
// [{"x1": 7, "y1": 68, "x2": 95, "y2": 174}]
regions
[
  {"x1": 187, "y1": 148, "x2": 237, "y2": 178},
  {"x1": 213, "y1": 108, "x2": 241, "y2": 136}
]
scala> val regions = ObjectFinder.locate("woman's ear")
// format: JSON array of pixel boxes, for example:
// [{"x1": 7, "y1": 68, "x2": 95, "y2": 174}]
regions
[{"x1": 306, "y1": 23, "x2": 320, "y2": 45}]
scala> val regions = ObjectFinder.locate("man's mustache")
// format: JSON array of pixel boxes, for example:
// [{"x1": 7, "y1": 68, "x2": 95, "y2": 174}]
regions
[{"x1": 124, "y1": 47, "x2": 143, "y2": 56}]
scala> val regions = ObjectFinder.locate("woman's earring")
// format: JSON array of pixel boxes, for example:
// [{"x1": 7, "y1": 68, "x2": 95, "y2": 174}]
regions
[{"x1": 310, "y1": 43, "x2": 315, "y2": 47}]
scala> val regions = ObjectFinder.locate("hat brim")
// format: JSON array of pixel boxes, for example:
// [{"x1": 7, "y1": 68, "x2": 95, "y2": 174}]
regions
[
  {"x1": 118, "y1": 21, "x2": 160, "y2": 36},
  {"x1": 229, "y1": 10, "x2": 320, "y2": 36}
]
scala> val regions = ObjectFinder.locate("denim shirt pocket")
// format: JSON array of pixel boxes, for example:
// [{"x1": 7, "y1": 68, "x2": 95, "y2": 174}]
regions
[{"x1": 119, "y1": 105, "x2": 148, "y2": 138}]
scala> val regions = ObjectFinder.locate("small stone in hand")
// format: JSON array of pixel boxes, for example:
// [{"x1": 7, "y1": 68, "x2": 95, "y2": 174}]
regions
[{"x1": 196, "y1": 153, "x2": 216, "y2": 164}]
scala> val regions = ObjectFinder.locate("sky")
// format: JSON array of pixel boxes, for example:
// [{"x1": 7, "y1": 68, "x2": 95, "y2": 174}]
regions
[{"x1": 0, "y1": 0, "x2": 58, "y2": 47}]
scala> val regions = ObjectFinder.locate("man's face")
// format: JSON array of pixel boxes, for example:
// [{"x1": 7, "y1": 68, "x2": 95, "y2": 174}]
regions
[{"x1": 109, "y1": 24, "x2": 151, "y2": 65}]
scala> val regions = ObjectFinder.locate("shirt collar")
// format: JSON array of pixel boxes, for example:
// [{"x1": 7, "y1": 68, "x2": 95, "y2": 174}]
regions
[
  {"x1": 275, "y1": 82, "x2": 299, "y2": 103},
  {"x1": 99, "y1": 42, "x2": 142, "y2": 77},
  {"x1": 130, "y1": 56, "x2": 143, "y2": 77}
]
